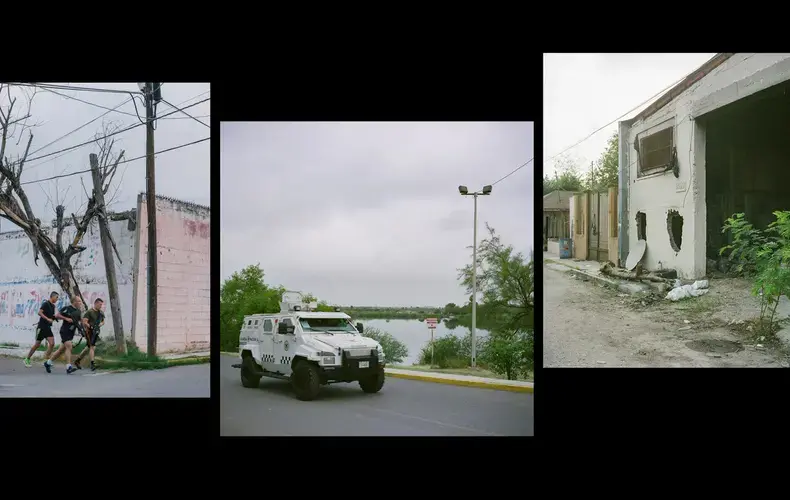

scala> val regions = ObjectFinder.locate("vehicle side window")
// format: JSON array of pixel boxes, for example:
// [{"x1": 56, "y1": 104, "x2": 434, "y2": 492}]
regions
[
  {"x1": 282, "y1": 318, "x2": 293, "y2": 327},
  {"x1": 246, "y1": 319, "x2": 252, "y2": 327},
  {"x1": 263, "y1": 319, "x2": 273, "y2": 333},
  {"x1": 254, "y1": 319, "x2": 259, "y2": 326}
]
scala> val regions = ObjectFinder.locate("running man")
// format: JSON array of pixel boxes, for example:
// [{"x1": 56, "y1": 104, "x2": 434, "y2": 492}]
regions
[
  {"x1": 74, "y1": 298, "x2": 105, "y2": 371},
  {"x1": 23, "y1": 291, "x2": 59, "y2": 368},
  {"x1": 44, "y1": 296, "x2": 83, "y2": 374}
]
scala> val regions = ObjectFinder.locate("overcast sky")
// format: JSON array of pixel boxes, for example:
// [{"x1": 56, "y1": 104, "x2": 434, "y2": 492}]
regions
[
  {"x1": 543, "y1": 53, "x2": 716, "y2": 178},
  {"x1": 0, "y1": 82, "x2": 210, "y2": 234},
  {"x1": 221, "y1": 122, "x2": 533, "y2": 307}
]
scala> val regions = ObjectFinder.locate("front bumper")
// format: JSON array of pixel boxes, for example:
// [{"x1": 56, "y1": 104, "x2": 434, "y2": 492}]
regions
[{"x1": 319, "y1": 353, "x2": 384, "y2": 383}]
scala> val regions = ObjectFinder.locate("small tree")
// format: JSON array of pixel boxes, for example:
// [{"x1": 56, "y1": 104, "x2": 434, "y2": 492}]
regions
[
  {"x1": 363, "y1": 327, "x2": 409, "y2": 365},
  {"x1": 590, "y1": 132, "x2": 618, "y2": 192},
  {"x1": 458, "y1": 224, "x2": 534, "y2": 332},
  {"x1": 721, "y1": 211, "x2": 790, "y2": 334},
  {"x1": 219, "y1": 264, "x2": 285, "y2": 351},
  {"x1": 544, "y1": 155, "x2": 586, "y2": 194},
  {"x1": 480, "y1": 329, "x2": 533, "y2": 380}
]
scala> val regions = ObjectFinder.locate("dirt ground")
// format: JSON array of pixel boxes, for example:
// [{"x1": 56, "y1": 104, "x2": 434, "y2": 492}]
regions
[{"x1": 543, "y1": 260, "x2": 790, "y2": 368}]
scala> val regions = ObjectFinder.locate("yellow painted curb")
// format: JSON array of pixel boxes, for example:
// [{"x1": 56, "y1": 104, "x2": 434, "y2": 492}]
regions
[
  {"x1": 221, "y1": 352, "x2": 532, "y2": 393},
  {"x1": 385, "y1": 371, "x2": 534, "y2": 394}
]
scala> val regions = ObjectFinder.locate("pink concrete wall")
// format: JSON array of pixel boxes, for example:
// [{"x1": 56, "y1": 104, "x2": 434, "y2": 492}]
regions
[{"x1": 133, "y1": 195, "x2": 210, "y2": 354}]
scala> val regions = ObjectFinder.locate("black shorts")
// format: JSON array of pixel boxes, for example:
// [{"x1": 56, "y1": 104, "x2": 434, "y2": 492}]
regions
[
  {"x1": 60, "y1": 329, "x2": 75, "y2": 343},
  {"x1": 36, "y1": 325, "x2": 53, "y2": 342}
]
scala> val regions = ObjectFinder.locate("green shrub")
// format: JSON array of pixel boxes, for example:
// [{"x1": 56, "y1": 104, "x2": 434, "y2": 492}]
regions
[
  {"x1": 418, "y1": 333, "x2": 474, "y2": 368},
  {"x1": 480, "y1": 329, "x2": 533, "y2": 380},
  {"x1": 722, "y1": 211, "x2": 790, "y2": 333},
  {"x1": 362, "y1": 327, "x2": 408, "y2": 364}
]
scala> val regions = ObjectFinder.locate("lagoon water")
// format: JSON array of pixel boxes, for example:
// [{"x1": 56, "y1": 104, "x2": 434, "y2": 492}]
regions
[{"x1": 364, "y1": 319, "x2": 489, "y2": 366}]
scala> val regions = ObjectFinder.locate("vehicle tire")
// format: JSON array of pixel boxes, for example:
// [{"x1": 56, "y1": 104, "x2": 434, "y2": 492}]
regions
[
  {"x1": 292, "y1": 361, "x2": 321, "y2": 401},
  {"x1": 359, "y1": 366, "x2": 385, "y2": 393},
  {"x1": 241, "y1": 356, "x2": 261, "y2": 389}
]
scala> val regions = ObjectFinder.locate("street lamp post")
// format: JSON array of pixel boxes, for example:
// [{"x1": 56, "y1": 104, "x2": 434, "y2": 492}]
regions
[{"x1": 458, "y1": 184, "x2": 492, "y2": 368}]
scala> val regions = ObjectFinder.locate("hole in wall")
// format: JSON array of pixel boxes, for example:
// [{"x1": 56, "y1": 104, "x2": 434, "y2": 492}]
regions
[
  {"x1": 636, "y1": 212, "x2": 647, "y2": 241},
  {"x1": 667, "y1": 210, "x2": 683, "y2": 252}
]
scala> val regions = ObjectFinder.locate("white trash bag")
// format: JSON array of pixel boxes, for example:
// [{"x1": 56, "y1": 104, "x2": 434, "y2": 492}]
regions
[{"x1": 665, "y1": 280, "x2": 710, "y2": 301}]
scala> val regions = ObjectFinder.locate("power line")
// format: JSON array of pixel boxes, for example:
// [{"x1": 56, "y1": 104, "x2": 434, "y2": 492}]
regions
[
  {"x1": 31, "y1": 84, "x2": 209, "y2": 122},
  {"x1": 9, "y1": 82, "x2": 137, "y2": 95},
  {"x1": 21, "y1": 97, "x2": 210, "y2": 166},
  {"x1": 22, "y1": 91, "x2": 211, "y2": 172},
  {"x1": 27, "y1": 96, "x2": 134, "y2": 157},
  {"x1": 491, "y1": 159, "x2": 533, "y2": 187},
  {"x1": 484, "y1": 75, "x2": 686, "y2": 190},
  {"x1": 160, "y1": 98, "x2": 209, "y2": 128},
  {"x1": 540, "y1": 55, "x2": 755, "y2": 170},
  {"x1": 542, "y1": 75, "x2": 687, "y2": 166},
  {"x1": 483, "y1": 71, "x2": 694, "y2": 191},
  {"x1": 21, "y1": 137, "x2": 210, "y2": 186}
]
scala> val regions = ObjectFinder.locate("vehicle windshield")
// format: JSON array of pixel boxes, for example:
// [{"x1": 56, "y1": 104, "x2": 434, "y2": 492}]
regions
[{"x1": 299, "y1": 317, "x2": 358, "y2": 333}]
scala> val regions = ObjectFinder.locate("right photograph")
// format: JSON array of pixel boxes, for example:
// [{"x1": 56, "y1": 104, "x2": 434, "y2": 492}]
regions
[{"x1": 543, "y1": 53, "x2": 790, "y2": 368}]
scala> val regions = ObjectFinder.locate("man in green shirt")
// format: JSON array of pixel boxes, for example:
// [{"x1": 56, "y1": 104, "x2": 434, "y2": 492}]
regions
[
  {"x1": 75, "y1": 298, "x2": 105, "y2": 372},
  {"x1": 45, "y1": 295, "x2": 84, "y2": 374}
]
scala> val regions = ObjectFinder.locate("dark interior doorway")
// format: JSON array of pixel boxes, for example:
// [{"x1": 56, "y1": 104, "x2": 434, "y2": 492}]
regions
[{"x1": 704, "y1": 79, "x2": 790, "y2": 259}]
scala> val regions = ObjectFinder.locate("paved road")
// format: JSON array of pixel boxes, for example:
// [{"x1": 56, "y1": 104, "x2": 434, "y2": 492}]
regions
[
  {"x1": 0, "y1": 356, "x2": 210, "y2": 397},
  {"x1": 220, "y1": 355, "x2": 533, "y2": 436}
]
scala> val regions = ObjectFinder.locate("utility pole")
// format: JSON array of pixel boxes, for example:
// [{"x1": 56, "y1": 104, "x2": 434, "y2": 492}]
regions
[
  {"x1": 90, "y1": 153, "x2": 126, "y2": 355},
  {"x1": 144, "y1": 82, "x2": 161, "y2": 356},
  {"x1": 471, "y1": 193, "x2": 478, "y2": 368}
]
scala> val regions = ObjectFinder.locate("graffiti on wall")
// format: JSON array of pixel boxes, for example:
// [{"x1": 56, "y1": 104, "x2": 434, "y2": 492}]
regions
[
  {"x1": 183, "y1": 220, "x2": 210, "y2": 239},
  {"x1": 0, "y1": 286, "x2": 108, "y2": 331}
]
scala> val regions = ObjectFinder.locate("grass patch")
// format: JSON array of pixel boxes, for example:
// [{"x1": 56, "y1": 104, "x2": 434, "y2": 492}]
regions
[
  {"x1": 0, "y1": 342, "x2": 19, "y2": 348},
  {"x1": 94, "y1": 341, "x2": 209, "y2": 371},
  {"x1": 390, "y1": 364, "x2": 532, "y2": 382},
  {"x1": 728, "y1": 317, "x2": 781, "y2": 340},
  {"x1": 673, "y1": 293, "x2": 718, "y2": 318}
]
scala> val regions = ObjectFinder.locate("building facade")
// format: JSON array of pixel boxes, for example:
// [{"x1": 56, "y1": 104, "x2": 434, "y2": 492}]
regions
[
  {"x1": 619, "y1": 53, "x2": 790, "y2": 278},
  {"x1": 0, "y1": 194, "x2": 210, "y2": 353}
]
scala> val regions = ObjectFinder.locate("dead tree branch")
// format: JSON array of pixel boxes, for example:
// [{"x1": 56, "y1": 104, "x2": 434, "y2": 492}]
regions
[{"x1": 0, "y1": 83, "x2": 112, "y2": 305}]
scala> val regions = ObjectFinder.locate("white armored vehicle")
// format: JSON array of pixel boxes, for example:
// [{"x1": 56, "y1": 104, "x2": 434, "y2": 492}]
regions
[{"x1": 233, "y1": 291, "x2": 386, "y2": 401}]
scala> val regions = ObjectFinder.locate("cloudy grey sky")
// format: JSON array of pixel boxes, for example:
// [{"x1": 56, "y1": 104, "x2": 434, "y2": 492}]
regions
[
  {"x1": 543, "y1": 53, "x2": 715, "y2": 178},
  {"x1": 0, "y1": 82, "x2": 210, "y2": 233},
  {"x1": 221, "y1": 122, "x2": 533, "y2": 307}
]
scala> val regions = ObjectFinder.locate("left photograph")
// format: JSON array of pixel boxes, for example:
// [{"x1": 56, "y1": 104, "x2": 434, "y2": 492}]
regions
[{"x1": 0, "y1": 82, "x2": 210, "y2": 397}]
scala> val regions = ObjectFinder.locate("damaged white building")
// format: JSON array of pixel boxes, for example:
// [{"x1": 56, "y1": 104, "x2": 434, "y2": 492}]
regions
[{"x1": 618, "y1": 53, "x2": 790, "y2": 278}]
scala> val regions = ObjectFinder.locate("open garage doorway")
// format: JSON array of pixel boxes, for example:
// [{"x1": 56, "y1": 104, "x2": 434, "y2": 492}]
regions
[{"x1": 704, "y1": 78, "x2": 790, "y2": 265}]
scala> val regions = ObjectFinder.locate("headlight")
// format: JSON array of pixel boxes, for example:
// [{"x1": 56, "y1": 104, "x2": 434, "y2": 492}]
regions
[{"x1": 322, "y1": 356, "x2": 336, "y2": 365}]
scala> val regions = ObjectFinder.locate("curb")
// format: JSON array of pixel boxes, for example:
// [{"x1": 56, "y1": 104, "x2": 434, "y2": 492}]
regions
[
  {"x1": 545, "y1": 257, "x2": 618, "y2": 289},
  {"x1": 222, "y1": 352, "x2": 532, "y2": 394},
  {"x1": 1, "y1": 348, "x2": 209, "y2": 369},
  {"x1": 384, "y1": 370, "x2": 533, "y2": 393}
]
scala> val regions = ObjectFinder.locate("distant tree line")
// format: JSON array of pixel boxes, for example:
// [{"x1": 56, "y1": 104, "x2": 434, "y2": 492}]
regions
[{"x1": 543, "y1": 132, "x2": 618, "y2": 194}]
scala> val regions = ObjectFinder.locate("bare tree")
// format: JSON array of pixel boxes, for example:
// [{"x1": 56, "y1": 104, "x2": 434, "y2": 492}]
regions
[{"x1": 0, "y1": 84, "x2": 113, "y2": 305}]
